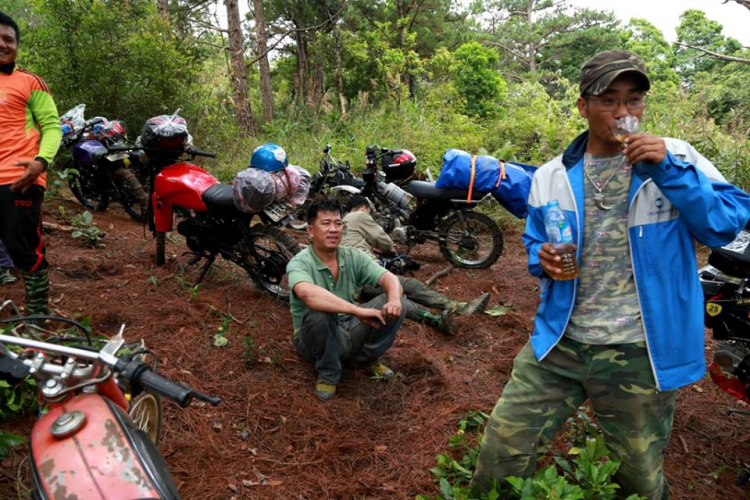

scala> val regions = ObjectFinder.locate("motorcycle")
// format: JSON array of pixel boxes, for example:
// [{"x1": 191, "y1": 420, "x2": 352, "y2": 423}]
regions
[
  {"x1": 288, "y1": 144, "x2": 363, "y2": 230},
  {"x1": 108, "y1": 115, "x2": 302, "y2": 300},
  {"x1": 0, "y1": 300, "x2": 220, "y2": 499},
  {"x1": 59, "y1": 104, "x2": 149, "y2": 223},
  {"x1": 699, "y1": 226, "x2": 750, "y2": 486},
  {"x1": 320, "y1": 145, "x2": 504, "y2": 269}
]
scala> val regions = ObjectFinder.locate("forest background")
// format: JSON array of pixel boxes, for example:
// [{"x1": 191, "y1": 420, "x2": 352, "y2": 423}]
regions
[{"x1": 4, "y1": 0, "x2": 750, "y2": 193}]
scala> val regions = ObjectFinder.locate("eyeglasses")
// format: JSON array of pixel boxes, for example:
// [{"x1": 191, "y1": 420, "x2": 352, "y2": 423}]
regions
[{"x1": 585, "y1": 95, "x2": 646, "y2": 111}]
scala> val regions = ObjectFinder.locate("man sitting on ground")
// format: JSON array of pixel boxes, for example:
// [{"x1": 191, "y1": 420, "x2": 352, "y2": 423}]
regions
[
  {"x1": 341, "y1": 195, "x2": 490, "y2": 335},
  {"x1": 287, "y1": 199, "x2": 408, "y2": 401}
]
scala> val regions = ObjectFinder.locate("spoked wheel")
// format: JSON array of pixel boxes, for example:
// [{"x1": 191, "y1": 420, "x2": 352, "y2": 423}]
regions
[
  {"x1": 438, "y1": 211, "x2": 503, "y2": 268},
  {"x1": 243, "y1": 225, "x2": 302, "y2": 300},
  {"x1": 127, "y1": 391, "x2": 163, "y2": 446},
  {"x1": 113, "y1": 167, "x2": 149, "y2": 223},
  {"x1": 68, "y1": 162, "x2": 109, "y2": 212}
]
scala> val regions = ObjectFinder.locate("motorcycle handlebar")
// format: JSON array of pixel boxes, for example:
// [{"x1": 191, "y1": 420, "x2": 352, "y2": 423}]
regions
[
  {"x1": 118, "y1": 359, "x2": 220, "y2": 408},
  {"x1": 104, "y1": 145, "x2": 217, "y2": 158}
]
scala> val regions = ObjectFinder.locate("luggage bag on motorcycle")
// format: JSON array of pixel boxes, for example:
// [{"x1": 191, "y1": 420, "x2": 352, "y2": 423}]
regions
[
  {"x1": 435, "y1": 149, "x2": 535, "y2": 219},
  {"x1": 708, "y1": 222, "x2": 750, "y2": 277}
]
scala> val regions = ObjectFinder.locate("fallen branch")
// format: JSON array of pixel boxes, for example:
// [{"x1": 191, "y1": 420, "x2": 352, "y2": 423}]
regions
[
  {"x1": 425, "y1": 264, "x2": 454, "y2": 286},
  {"x1": 42, "y1": 221, "x2": 107, "y2": 237}
]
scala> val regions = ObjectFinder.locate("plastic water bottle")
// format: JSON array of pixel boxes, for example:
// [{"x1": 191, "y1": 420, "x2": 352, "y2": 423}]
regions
[{"x1": 544, "y1": 201, "x2": 578, "y2": 280}]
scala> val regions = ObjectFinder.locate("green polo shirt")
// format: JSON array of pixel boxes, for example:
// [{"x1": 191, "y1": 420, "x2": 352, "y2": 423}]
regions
[{"x1": 287, "y1": 246, "x2": 388, "y2": 337}]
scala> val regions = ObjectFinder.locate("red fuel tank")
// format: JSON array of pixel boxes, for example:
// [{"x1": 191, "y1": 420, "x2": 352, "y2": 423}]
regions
[
  {"x1": 30, "y1": 393, "x2": 162, "y2": 499},
  {"x1": 153, "y1": 163, "x2": 219, "y2": 232}
]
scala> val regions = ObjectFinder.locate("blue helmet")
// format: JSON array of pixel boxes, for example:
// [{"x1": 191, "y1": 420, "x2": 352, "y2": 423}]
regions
[{"x1": 250, "y1": 143, "x2": 288, "y2": 172}]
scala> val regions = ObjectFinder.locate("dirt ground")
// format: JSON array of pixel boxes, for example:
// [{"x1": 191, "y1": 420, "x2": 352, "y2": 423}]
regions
[{"x1": 1, "y1": 198, "x2": 749, "y2": 500}]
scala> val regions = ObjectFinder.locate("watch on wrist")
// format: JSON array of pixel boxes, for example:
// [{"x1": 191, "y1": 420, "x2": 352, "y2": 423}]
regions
[{"x1": 34, "y1": 157, "x2": 49, "y2": 172}]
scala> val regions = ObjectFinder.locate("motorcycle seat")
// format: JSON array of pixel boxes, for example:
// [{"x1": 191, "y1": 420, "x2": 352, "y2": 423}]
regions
[
  {"x1": 201, "y1": 184, "x2": 236, "y2": 211},
  {"x1": 404, "y1": 180, "x2": 488, "y2": 202}
]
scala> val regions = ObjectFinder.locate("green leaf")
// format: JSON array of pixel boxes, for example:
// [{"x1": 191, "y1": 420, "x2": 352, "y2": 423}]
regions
[
  {"x1": 438, "y1": 477, "x2": 453, "y2": 499},
  {"x1": 213, "y1": 334, "x2": 229, "y2": 347},
  {"x1": 71, "y1": 230, "x2": 83, "y2": 238},
  {"x1": 484, "y1": 306, "x2": 508, "y2": 317}
]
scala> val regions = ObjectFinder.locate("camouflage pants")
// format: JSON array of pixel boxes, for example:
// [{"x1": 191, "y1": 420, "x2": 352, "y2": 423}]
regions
[
  {"x1": 361, "y1": 277, "x2": 455, "y2": 322},
  {"x1": 472, "y1": 338, "x2": 677, "y2": 499}
]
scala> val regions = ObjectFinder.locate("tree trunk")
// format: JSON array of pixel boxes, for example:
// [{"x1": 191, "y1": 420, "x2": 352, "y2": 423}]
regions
[
  {"x1": 527, "y1": 3, "x2": 536, "y2": 73},
  {"x1": 396, "y1": 0, "x2": 413, "y2": 100},
  {"x1": 333, "y1": 28, "x2": 347, "y2": 115},
  {"x1": 294, "y1": 26, "x2": 307, "y2": 107},
  {"x1": 252, "y1": 0, "x2": 274, "y2": 122},
  {"x1": 225, "y1": 0, "x2": 257, "y2": 136},
  {"x1": 310, "y1": 34, "x2": 324, "y2": 110},
  {"x1": 156, "y1": 0, "x2": 169, "y2": 18}
]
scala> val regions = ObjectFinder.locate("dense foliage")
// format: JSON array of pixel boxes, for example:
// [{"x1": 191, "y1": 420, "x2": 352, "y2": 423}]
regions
[{"x1": 6, "y1": 0, "x2": 748, "y2": 189}]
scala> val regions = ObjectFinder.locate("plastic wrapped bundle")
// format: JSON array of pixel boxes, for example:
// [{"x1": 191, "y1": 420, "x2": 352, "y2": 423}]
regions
[
  {"x1": 60, "y1": 104, "x2": 86, "y2": 136},
  {"x1": 435, "y1": 149, "x2": 535, "y2": 219},
  {"x1": 140, "y1": 112, "x2": 189, "y2": 150},
  {"x1": 233, "y1": 165, "x2": 312, "y2": 214},
  {"x1": 286, "y1": 165, "x2": 311, "y2": 208},
  {"x1": 92, "y1": 120, "x2": 126, "y2": 142}
]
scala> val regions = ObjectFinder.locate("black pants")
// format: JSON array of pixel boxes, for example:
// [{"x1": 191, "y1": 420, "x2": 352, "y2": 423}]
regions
[{"x1": 0, "y1": 185, "x2": 47, "y2": 273}]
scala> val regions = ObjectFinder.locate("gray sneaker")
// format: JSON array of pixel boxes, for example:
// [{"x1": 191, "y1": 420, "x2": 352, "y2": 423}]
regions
[
  {"x1": 459, "y1": 292, "x2": 490, "y2": 317},
  {"x1": 0, "y1": 267, "x2": 17, "y2": 285}
]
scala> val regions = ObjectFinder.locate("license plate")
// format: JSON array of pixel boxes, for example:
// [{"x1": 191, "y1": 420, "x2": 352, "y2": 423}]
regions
[
  {"x1": 262, "y1": 202, "x2": 288, "y2": 222},
  {"x1": 106, "y1": 152, "x2": 128, "y2": 162}
]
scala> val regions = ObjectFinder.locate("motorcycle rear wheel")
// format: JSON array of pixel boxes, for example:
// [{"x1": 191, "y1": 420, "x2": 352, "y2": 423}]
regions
[
  {"x1": 438, "y1": 211, "x2": 503, "y2": 268},
  {"x1": 68, "y1": 162, "x2": 109, "y2": 212},
  {"x1": 244, "y1": 225, "x2": 302, "y2": 300},
  {"x1": 114, "y1": 167, "x2": 149, "y2": 223},
  {"x1": 127, "y1": 391, "x2": 163, "y2": 446}
]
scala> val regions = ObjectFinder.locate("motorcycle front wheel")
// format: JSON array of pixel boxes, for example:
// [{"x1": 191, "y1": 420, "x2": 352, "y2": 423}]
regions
[
  {"x1": 127, "y1": 391, "x2": 163, "y2": 446},
  {"x1": 68, "y1": 162, "x2": 109, "y2": 212},
  {"x1": 242, "y1": 225, "x2": 302, "y2": 300},
  {"x1": 438, "y1": 211, "x2": 503, "y2": 269},
  {"x1": 113, "y1": 167, "x2": 149, "y2": 223}
]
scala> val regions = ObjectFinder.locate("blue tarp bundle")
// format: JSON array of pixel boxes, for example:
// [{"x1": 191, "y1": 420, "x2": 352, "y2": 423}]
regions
[{"x1": 435, "y1": 149, "x2": 535, "y2": 219}]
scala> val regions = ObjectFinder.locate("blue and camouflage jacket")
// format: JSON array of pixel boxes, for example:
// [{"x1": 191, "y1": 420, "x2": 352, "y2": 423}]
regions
[{"x1": 523, "y1": 131, "x2": 750, "y2": 391}]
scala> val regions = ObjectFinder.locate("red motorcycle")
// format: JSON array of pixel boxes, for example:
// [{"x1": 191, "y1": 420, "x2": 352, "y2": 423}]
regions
[
  {"x1": 0, "y1": 300, "x2": 219, "y2": 499},
  {"x1": 108, "y1": 115, "x2": 302, "y2": 300}
]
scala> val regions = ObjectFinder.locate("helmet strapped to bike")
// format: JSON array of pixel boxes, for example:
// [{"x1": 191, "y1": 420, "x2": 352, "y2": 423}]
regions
[
  {"x1": 250, "y1": 143, "x2": 288, "y2": 172},
  {"x1": 381, "y1": 148, "x2": 416, "y2": 181}
]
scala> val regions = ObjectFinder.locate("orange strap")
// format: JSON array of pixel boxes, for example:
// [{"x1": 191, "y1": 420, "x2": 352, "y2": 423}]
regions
[
  {"x1": 467, "y1": 155, "x2": 477, "y2": 202},
  {"x1": 494, "y1": 160, "x2": 506, "y2": 188}
]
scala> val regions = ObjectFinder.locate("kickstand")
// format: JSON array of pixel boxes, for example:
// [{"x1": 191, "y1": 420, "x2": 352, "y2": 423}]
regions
[{"x1": 195, "y1": 254, "x2": 216, "y2": 285}]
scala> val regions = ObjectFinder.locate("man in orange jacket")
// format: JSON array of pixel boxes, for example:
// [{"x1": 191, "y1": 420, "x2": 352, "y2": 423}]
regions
[{"x1": 0, "y1": 12, "x2": 62, "y2": 315}]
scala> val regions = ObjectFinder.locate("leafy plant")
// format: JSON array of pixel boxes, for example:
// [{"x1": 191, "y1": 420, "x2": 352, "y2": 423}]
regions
[
  {"x1": 71, "y1": 211, "x2": 105, "y2": 248},
  {"x1": 149, "y1": 275, "x2": 159, "y2": 288},
  {"x1": 0, "y1": 431, "x2": 25, "y2": 459},
  {"x1": 419, "y1": 410, "x2": 645, "y2": 500},
  {"x1": 47, "y1": 167, "x2": 80, "y2": 198},
  {"x1": 243, "y1": 335, "x2": 257, "y2": 366},
  {"x1": 0, "y1": 378, "x2": 39, "y2": 420},
  {"x1": 213, "y1": 314, "x2": 232, "y2": 347}
]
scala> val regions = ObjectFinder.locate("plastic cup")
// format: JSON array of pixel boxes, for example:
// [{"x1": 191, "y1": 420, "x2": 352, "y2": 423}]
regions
[{"x1": 611, "y1": 116, "x2": 640, "y2": 143}]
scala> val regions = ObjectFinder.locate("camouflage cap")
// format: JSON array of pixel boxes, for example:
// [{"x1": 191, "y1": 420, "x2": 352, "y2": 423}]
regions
[{"x1": 579, "y1": 50, "x2": 650, "y2": 96}]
